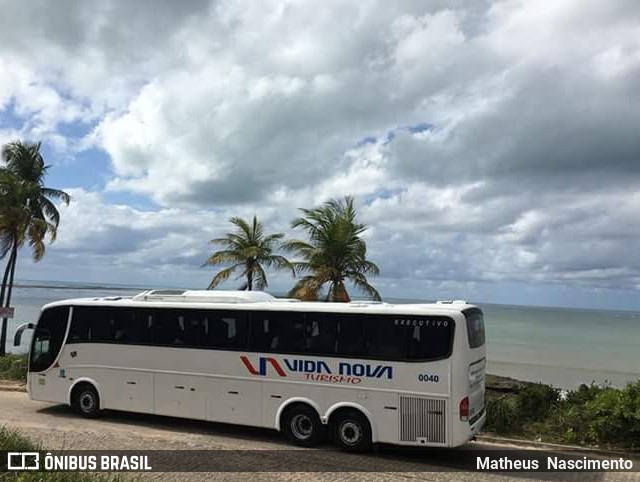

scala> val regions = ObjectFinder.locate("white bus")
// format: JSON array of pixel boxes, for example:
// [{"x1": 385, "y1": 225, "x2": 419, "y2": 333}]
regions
[{"x1": 15, "y1": 290, "x2": 486, "y2": 451}]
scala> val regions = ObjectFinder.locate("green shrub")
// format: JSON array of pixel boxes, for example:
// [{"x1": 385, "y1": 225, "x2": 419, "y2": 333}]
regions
[
  {"x1": 515, "y1": 383, "x2": 559, "y2": 422},
  {"x1": 506, "y1": 380, "x2": 640, "y2": 449},
  {"x1": 485, "y1": 396, "x2": 520, "y2": 433},
  {"x1": 0, "y1": 354, "x2": 28, "y2": 382},
  {"x1": 582, "y1": 380, "x2": 640, "y2": 449},
  {"x1": 565, "y1": 383, "x2": 606, "y2": 405}
]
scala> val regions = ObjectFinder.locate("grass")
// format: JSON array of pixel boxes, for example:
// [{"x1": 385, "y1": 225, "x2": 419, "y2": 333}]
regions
[
  {"x1": 0, "y1": 427, "x2": 131, "y2": 482},
  {"x1": 0, "y1": 354, "x2": 28, "y2": 382}
]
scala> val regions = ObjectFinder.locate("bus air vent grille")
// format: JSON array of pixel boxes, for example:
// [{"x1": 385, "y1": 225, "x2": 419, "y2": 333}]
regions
[{"x1": 399, "y1": 396, "x2": 446, "y2": 444}]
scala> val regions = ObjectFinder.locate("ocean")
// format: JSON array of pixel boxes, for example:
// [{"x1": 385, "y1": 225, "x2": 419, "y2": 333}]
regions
[{"x1": 3, "y1": 282, "x2": 639, "y2": 389}]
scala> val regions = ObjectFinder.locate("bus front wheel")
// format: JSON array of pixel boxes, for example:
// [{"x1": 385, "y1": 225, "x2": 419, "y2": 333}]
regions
[
  {"x1": 331, "y1": 410, "x2": 372, "y2": 452},
  {"x1": 71, "y1": 384, "x2": 101, "y2": 418},
  {"x1": 281, "y1": 404, "x2": 324, "y2": 447}
]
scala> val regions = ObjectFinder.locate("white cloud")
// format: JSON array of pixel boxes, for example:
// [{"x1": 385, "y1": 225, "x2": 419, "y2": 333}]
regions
[{"x1": 1, "y1": 0, "x2": 640, "y2": 306}]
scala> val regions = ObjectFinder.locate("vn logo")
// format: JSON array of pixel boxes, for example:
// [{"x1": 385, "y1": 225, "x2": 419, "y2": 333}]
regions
[{"x1": 240, "y1": 355, "x2": 287, "y2": 377}]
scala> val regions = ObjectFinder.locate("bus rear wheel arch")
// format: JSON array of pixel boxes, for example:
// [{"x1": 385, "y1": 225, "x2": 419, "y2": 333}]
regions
[
  {"x1": 71, "y1": 382, "x2": 101, "y2": 418},
  {"x1": 280, "y1": 403, "x2": 325, "y2": 447},
  {"x1": 329, "y1": 408, "x2": 372, "y2": 452}
]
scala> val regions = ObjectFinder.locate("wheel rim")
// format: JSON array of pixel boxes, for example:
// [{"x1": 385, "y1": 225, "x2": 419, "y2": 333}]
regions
[
  {"x1": 80, "y1": 392, "x2": 95, "y2": 412},
  {"x1": 339, "y1": 420, "x2": 361, "y2": 446},
  {"x1": 290, "y1": 413, "x2": 314, "y2": 440}
]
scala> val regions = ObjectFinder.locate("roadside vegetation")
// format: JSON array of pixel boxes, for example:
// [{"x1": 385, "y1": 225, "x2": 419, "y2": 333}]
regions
[
  {"x1": 0, "y1": 353, "x2": 27, "y2": 382},
  {"x1": 0, "y1": 427, "x2": 128, "y2": 482},
  {"x1": 485, "y1": 377, "x2": 640, "y2": 450}
]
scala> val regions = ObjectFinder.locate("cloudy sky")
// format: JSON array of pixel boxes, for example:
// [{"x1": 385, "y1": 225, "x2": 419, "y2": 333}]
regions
[{"x1": 1, "y1": 0, "x2": 639, "y2": 309}]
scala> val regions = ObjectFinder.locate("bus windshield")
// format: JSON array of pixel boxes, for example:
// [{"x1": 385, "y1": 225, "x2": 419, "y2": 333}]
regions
[{"x1": 29, "y1": 306, "x2": 69, "y2": 372}]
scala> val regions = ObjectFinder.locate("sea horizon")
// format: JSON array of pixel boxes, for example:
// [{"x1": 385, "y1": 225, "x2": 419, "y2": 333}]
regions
[{"x1": 12, "y1": 278, "x2": 640, "y2": 314}]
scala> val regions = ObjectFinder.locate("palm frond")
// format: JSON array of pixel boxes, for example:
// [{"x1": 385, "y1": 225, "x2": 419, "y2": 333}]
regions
[
  {"x1": 203, "y1": 250, "x2": 244, "y2": 266},
  {"x1": 42, "y1": 187, "x2": 71, "y2": 205},
  {"x1": 207, "y1": 265, "x2": 240, "y2": 289}
]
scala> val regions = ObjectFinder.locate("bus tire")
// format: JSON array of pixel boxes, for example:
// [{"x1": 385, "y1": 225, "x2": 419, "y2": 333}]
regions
[
  {"x1": 332, "y1": 410, "x2": 372, "y2": 452},
  {"x1": 71, "y1": 383, "x2": 101, "y2": 418},
  {"x1": 281, "y1": 404, "x2": 324, "y2": 447}
]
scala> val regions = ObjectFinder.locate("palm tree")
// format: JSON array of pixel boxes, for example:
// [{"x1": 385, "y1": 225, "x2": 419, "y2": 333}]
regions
[
  {"x1": 285, "y1": 196, "x2": 381, "y2": 302},
  {"x1": 0, "y1": 141, "x2": 70, "y2": 356},
  {"x1": 204, "y1": 215, "x2": 295, "y2": 291}
]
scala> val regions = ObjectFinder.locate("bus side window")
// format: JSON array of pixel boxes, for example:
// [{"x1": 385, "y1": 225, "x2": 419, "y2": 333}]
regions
[
  {"x1": 407, "y1": 319, "x2": 454, "y2": 360},
  {"x1": 366, "y1": 316, "x2": 407, "y2": 360},
  {"x1": 85, "y1": 308, "x2": 115, "y2": 343},
  {"x1": 68, "y1": 307, "x2": 91, "y2": 343},
  {"x1": 335, "y1": 316, "x2": 366, "y2": 357},
  {"x1": 250, "y1": 315, "x2": 278, "y2": 352},
  {"x1": 278, "y1": 313, "x2": 305, "y2": 353},
  {"x1": 249, "y1": 312, "x2": 304, "y2": 353},
  {"x1": 152, "y1": 310, "x2": 185, "y2": 346},
  {"x1": 305, "y1": 314, "x2": 338, "y2": 355},
  {"x1": 200, "y1": 310, "x2": 248, "y2": 350},
  {"x1": 112, "y1": 309, "x2": 153, "y2": 345}
]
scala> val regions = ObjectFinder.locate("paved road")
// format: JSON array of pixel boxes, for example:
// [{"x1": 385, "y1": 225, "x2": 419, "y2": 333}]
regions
[{"x1": 0, "y1": 391, "x2": 636, "y2": 482}]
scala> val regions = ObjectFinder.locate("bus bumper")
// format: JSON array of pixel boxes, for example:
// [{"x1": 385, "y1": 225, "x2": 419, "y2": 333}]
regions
[{"x1": 470, "y1": 409, "x2": 486, "y2": 437}]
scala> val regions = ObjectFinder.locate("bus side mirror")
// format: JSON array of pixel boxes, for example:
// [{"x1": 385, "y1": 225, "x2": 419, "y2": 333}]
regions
[{"x1": 13, "y1": 323, "x2": 35, "y2": 347}]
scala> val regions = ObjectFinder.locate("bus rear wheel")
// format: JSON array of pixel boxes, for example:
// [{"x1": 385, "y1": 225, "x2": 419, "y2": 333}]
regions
[
  {"x1": 332, "y1": 410, "x2": 372, "y2": 452},
  {"x1": 72, "y1": 384, "x2": 101, "y2": 418},
  {"x1": 281, "y1": 404, "x2": 324, "y2": 447}
]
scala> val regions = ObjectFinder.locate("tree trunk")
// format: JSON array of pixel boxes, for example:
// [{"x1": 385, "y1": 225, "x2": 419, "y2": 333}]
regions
[
  {"x1": 0, "y1": 241, "x2": 17, "y2": 357},
  {"x1": 0, "y1": 240, "x2": 15, "y2": 307},
  {"x1": 247, "y1": 271, "x2": 253, "y2": 291},
  {"x1": 331, "y1": 281, "x2": 350, "y2": 302},
  {"x1": 5, "y1": 240, "x2": 18, "y2": 308}
]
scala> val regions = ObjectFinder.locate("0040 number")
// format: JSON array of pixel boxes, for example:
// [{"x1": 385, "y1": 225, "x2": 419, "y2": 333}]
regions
[{"x1": 417, "y1": 374, "x2": 439, "y2": 383}]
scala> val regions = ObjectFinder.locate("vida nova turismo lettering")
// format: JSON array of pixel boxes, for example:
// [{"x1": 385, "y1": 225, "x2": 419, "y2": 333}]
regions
[{"x1": 43, "y1": 453, "x2": 152, "y2": 471}]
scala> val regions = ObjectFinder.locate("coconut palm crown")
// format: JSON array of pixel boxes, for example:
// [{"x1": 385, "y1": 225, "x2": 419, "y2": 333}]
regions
[
  {"x1": 285, "y1": 196, "x2": 381, "y2": 302},
  {"x1": 204, "y1": 215, "x2": 294, "y2": 291}
]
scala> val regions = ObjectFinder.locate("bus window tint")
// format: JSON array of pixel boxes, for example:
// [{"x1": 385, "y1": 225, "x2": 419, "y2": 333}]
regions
[
  {"x1": 366, "y1": 316, "x2": 407, "y2": 359},
  {"x1": 335, "y1": 316, "x2": 366, "y2": 357},
  {"x1": 305, "y1": 314, "x2": 338, "y2": 354},
  {"x1": 464, "y1": 308, "x2": 485, "y2": 348},
  {"x1": 251, "y1": 312, "x2": 305, "y2": 353},
  {"x1": 112, "y1": 309, "x2": 152, "y2": 344},
  {"x1": 68, "y1": 306, "x2": 93, "y2": 342},
  {"x1": 202, "y1": 311, "x2": 248, "y2": 350},
  {"x1": 68, "y1": 307, "x2": 114, "y2": 343},
  {"x1": 153, "y1": 310, "x2": 187, "y2": 346},
  {"x1": 407, "y1": 318, "x2": 454, "y2": 360}
]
